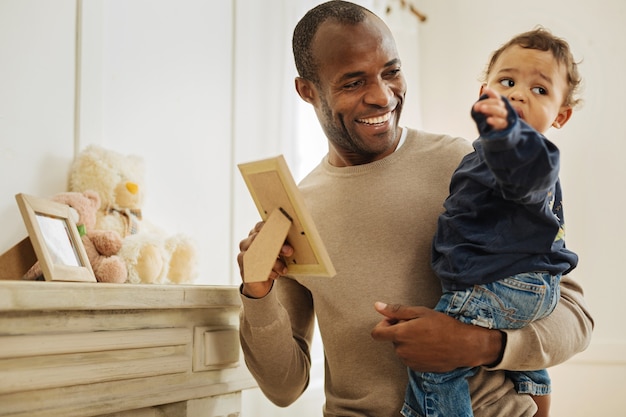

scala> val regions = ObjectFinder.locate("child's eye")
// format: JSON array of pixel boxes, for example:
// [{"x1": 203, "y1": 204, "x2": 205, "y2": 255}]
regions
[
  {"x1": 499, "y1": 78, "x2": 514, "y2": 88},
  {"x1": 532, "y1": 86, "x2": 547, "y2": 95}
]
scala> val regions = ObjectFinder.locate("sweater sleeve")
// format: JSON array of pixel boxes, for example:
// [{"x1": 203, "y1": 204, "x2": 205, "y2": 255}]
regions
[
  {"x1": 492, "y1": 275, "x2": 594, "y2": 371},
  {"x1": 474, "y1": 95, "x2": 561, "y2": 205},
  {"x1": 239, "y1": 277, "x2": 316, "y2": 407}
]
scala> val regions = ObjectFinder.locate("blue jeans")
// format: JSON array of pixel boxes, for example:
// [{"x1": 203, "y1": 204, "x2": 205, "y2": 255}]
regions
[{"x1": 402, "y1": 272, "x2": 561, "y2": 417}]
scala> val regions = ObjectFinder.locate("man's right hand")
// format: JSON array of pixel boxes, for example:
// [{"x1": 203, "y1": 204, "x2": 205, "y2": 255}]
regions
[
  {"x1": 371, "y1": 302, "x2": 504, "y2": 372},
  {"x1": 237, "y1": 221, "x2": 294, "y2": 298}
]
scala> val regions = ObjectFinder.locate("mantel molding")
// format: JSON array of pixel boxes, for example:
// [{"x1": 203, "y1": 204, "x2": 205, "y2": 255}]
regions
[
  {"x1": 0, "y1": 281, "x2": 241, "y2": 311},
  {"x1": 0, "y1": 281, "x2": 255, "y2": 417}
]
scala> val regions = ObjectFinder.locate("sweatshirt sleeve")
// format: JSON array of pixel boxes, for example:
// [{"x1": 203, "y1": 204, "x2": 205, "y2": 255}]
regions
[
  {"x1": 492, "y1": 275, "x2": 594, "y2": 371},
  {"x1": 239, "y1": 277, "x2": 316, "y2": 407},
  {"x1": 473, "y1": 95, "x2": 561, "y2": 205}
]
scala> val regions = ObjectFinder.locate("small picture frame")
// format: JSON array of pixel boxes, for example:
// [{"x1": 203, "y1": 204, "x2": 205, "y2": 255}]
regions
[
  {"x1": 15, "y1": 193, "x2": 96, "y2": 282},
  {"x1": 238, "y1": 155, "x2": 336, "y2": 282}
]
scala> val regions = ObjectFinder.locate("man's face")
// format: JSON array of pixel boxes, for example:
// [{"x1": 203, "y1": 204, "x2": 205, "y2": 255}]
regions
[{"x1": 307, "y1": 15, "x2": 406, "y2": 166}]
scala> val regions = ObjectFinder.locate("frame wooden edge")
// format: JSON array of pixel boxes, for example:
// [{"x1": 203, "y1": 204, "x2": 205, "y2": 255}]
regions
[
  {"x1": 238, "y1": 155, "x2": 336, "y2": 278},
  {"x1": 15, "y1": 193, "x2": 96, "y2": 283}
]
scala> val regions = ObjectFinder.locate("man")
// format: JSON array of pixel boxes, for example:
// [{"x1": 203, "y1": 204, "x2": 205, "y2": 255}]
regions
[{"x1": 237, "y1": 2, "x2": 593, "y2": 416}]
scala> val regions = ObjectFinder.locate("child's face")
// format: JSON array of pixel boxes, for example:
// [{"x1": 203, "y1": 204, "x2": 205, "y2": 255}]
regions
[{"x1": 485, "y1": 45, "x2": 572, "y2": 134}]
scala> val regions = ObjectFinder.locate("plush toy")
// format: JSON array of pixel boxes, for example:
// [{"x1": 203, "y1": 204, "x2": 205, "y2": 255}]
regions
[
  {"x1": 68, "y1": 144, "x2": 198, "y2": 284},
  {"x1": 23, "y1": 190, "x2": 128, "y2": 283}
]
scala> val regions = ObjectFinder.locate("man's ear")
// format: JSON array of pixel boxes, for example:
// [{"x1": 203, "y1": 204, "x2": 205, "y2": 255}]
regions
[
  {"x1": 553, "y1": 106, "x2": 573, "y2": 129},
  {"x1": 295, "y1": 77, "x2": 316, "y2": 104}
]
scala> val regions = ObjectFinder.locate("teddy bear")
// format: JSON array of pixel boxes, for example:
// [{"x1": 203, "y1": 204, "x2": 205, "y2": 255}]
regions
[
  {"x1": 68, "y1": 144, "x2": 198, "y2": 284},
  {"x1": 23, "y1": 190, "x2": 128, "y2": 283}
]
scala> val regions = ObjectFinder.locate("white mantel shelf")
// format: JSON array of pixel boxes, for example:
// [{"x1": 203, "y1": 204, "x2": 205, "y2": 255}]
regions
[{"x1": 0, "y1": 281, "x2": 256, "y2": 417}]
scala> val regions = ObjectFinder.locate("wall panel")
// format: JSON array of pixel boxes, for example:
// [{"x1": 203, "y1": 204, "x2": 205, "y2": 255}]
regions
[{"x1": 0, "y1": 0, "x2": 77, "y2": 255}]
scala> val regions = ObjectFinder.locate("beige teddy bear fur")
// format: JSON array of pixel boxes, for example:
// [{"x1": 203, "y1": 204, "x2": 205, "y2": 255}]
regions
[{"x1": 68, "y1": 145, "x2": 197, "y2": 284}]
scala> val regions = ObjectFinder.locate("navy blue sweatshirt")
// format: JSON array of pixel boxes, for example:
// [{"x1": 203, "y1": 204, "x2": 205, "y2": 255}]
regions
[{"x1": 432, "y1": 97, "x2": 578, "y2": 291}]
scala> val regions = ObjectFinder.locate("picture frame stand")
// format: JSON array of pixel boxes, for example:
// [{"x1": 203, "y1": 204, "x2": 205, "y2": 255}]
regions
[
  {"x1": 243, "y1": 207, "x2": 293, "y2": 283},
  {"x1": 0, "y1": 237, "x2": 37, "y2": 280}
]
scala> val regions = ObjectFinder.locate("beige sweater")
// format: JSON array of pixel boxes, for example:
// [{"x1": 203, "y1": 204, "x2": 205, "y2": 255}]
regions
[{"x1": 239, "y1": 128, "x2": 593, "y2": 417}]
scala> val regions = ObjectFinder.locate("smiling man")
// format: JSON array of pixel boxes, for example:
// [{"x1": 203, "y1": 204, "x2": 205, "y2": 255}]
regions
[
  {"x1": 236, "y1": 2, "x2": 593, "y2": 417},
  {"x1": 294, "y1": 10, "x2": 405, "y2": 166}
]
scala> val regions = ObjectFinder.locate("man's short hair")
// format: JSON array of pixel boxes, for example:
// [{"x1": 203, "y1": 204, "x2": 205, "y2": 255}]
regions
[{"x1": 292, "y1": 1, "x2": 371, "y2": 83}]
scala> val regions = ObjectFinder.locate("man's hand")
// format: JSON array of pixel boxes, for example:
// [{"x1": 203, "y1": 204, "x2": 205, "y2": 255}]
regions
[
  {"x1": 371, "y1": 302, "x2": 504, "y2": 372},
  {"x1": 237, "y1": 221, "x2": 294, "y2": 299}
]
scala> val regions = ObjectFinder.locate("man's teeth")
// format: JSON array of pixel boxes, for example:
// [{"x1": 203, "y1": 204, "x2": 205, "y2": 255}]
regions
[{"x1": 358, "y1": 113, "x2": 391, "y2": 125}]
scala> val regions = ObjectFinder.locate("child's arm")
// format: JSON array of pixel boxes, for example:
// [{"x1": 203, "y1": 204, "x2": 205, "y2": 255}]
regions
[{"x1": 471, "y1": 87, "x2": 559, "y2": 204}]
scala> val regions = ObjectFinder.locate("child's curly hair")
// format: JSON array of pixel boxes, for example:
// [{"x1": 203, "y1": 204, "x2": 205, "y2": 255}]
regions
[{"x1": 483, "y1": 27, "x2": 583, "y2": 108}]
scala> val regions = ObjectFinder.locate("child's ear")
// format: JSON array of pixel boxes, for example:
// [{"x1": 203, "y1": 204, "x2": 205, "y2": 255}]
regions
[
  {"x1": 552, "y1": 106, "x2": 573, "y2": 129},
  {"x1": 479, "y1": 84, "x2": 487, "y2": 97}
]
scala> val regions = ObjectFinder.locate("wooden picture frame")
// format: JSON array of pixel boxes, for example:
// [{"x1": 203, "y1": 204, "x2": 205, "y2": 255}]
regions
[
  {"x1": 238, "y1": 155, "x2": 336, "y2": 282},
  {"x1": 15, "y1": 193, "x2": 96, "y2": 282}
]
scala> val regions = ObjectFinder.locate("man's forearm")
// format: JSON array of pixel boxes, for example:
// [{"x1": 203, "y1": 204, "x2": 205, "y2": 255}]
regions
[{"x1": 239, "y1": 289, "x2": 312, "y2": 406}]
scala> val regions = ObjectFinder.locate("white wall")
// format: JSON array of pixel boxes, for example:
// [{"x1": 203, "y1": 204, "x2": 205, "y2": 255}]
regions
[
  {"x1": 0, "y1": 0, "x2": 77, "y2": 255},
  {"x1": 80, "y1": 0, "x2": 237, "y2": 285}
]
